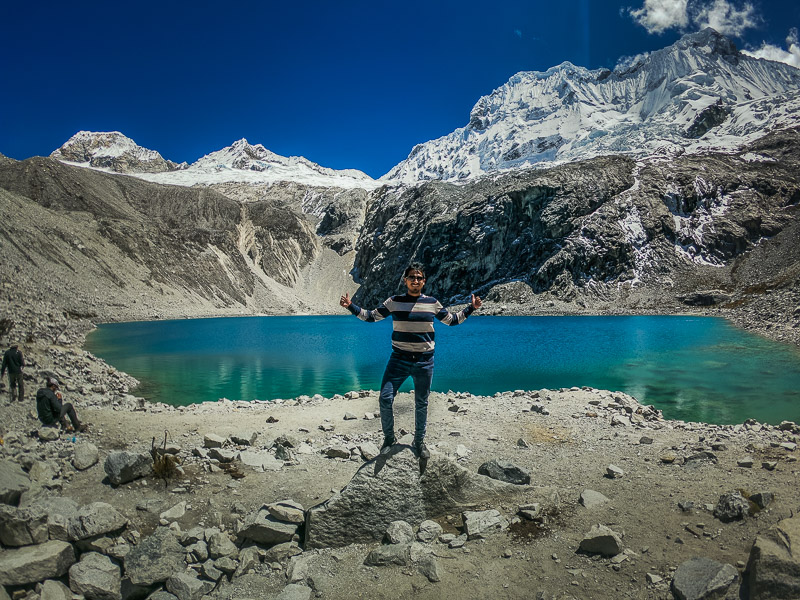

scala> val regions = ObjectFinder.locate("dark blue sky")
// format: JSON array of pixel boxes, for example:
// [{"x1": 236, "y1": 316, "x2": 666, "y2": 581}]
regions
[{"x1": 2, "y1": 1, "x2": 798, "y2": 178}]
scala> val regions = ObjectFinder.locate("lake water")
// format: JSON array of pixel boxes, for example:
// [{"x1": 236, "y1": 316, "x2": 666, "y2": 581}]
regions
[{"x1": 84, "y1": 315, "x2": 800, "y2": 425}]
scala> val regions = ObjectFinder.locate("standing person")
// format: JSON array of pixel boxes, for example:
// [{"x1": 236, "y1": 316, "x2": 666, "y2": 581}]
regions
[
  {"x1": 36, "y1": 377, "x2": 87, "y2": 433},
  {"x1": 340, "y1": 263, "x2": 481, "y2": 459},
  {"x1": 1, "y1": 343, "x2": 25, "y2": 402}
]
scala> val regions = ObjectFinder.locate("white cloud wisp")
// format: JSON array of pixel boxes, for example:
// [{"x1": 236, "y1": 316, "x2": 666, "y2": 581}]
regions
[{"x1": 742, "y1": 28, "x2": 800, "y2": 69}]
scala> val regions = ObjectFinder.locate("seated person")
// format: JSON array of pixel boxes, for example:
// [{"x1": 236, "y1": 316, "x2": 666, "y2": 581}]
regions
[{"x1": 36, "y1": 377, "x2": 87, "y2": 433}]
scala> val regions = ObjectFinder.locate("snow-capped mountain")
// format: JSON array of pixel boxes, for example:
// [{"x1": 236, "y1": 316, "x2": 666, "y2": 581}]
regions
[
  {"x1": 384, "y1": 29, "x2": 800, "y2": 184},
  {"x1": 52, "y1": 131, "x2": 188, "y2": 173},
  {"x1": 52, "y1": 133, "x2": 378, "y2": 190}
]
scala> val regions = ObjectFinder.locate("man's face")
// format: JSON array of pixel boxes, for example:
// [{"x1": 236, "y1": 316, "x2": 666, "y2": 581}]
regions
[{"x1": 404, "y1": 270, "x2": 425, "y2": 295}]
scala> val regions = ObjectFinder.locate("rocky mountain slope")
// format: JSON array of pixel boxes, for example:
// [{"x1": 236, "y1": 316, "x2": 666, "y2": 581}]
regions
[
  {"x1": 385, "y1": 29, "x2": 800, "y2": 183},
  {"x1": 352, "y1": 128, "x2": 800, "y2": 321},
  {"x1": 0, "y1": 154, "x2": 357, "y2": 325}
]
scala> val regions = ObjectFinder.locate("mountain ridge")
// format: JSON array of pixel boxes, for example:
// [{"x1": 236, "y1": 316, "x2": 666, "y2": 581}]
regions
[{"x1": 384, "y1": 28, "x2": 800, "y2": 183}]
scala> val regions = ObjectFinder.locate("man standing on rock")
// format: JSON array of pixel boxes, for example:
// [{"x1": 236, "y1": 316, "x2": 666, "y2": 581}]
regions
[
  {"x1": 1, "y1": 343, "x2": 25, "y2": 402},
  {"x1": 340, "y1": 263, "x2": 481, "y2": 459},
  {"x1": 36, "y1": 377, "x2": 87, "y2": 433}
]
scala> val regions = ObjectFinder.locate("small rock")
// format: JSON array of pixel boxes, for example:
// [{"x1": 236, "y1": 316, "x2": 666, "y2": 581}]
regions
[
  {"x1": 579, "y1": 525, "x2": 623, "y2": 556},
  {"x1": 606, "y1": 465, "x2": 624, "y2": 479},
  {"x1": 713, "y1": 491, "x2": 750, "y2": 522}
]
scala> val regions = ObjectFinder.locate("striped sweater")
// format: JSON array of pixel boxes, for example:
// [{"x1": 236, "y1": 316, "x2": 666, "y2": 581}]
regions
[{"x1": 348, "y1": 294, "x2": 475, "y2": 354}]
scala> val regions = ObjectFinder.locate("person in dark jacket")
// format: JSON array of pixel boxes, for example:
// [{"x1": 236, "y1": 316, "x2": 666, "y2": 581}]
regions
[
  {"x1": 36, "y1": 377, "x2": 87, "y2": 432},
  {"x1": 1, "y1": 343, "x2": 25, "y2": 402}
]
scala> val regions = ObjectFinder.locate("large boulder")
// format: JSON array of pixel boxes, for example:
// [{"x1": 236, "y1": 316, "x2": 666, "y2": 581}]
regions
[
  {"x1": 104, "y1": 452, "x2": 152, "y2": 486},
  {"x1": 26, "y1": 496, "x2": 80, "y2": 541},
  {"x1": 165, "y1": 571, "x2": 214, "y2": 600},
  {"x1": 0, "y1": 459, "x2": 30, "y2": 506},
  {"x1": 237, "y1": 509, "x2": 298, "y2": 545},
  {"x1": 747, "y1": 514, "x2": 800, "y2": 599},
  {"x1": 68, "y1": 552, "x2": 122, "y2": 600},
  {"x1": 124, "y1": 527, "x2": 185, "y2": 586},
  {"x1": 73, "y1": 443, "x2": 100, "y2": 471},
  {"x1": 671, "y1": 557, "x2": 738, "y2": 600},
  {"x1": 68, "y1": 502, "x2": 128, "y2": 541},
  {"x1": 0, "y1": 504, "x2": 49, "y2": 546},
  {"x1": 304, "y1": 447, "x2": 527, "y2": 548},
  {"x1": 0, "y1": 540, "x2": 76, "y2": 585}
]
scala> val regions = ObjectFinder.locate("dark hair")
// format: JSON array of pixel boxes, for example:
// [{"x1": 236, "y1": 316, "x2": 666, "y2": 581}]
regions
[{"x1": 403, "y1": 263, "x2": 426, "y2": 279}]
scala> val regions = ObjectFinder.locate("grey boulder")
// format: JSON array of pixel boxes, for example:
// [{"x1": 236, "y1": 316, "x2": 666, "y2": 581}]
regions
[
  {"x1": 165, "y1": 571, "x2": 215, "y2": 600},
  {"x1": 713, "y1": 490, "x2": 750, "y2": 522},
  {"x1": 462, "y1": 509, "x2": 509, "y2": 540},
  {"x1": 124, "y1": 527, "x2": 185, "y2": 586},
  {"x1": 0, "y1": 540, "x2": 76, "y2": 586},
  {"x1": 477, "y1": 460, "x2": 531, "y2": 485},
  {"x1": 0, "y1": 504, "x2": 49, "y2": 546},
  {"x1": 68, "y1": 502, "x2": 128, "y2": 541},
  {"x1": 0, "y1": 459, "x2": 30, "y2": 506},
  {"x1": 73, "y1": 442, "x2": 100, "y2": 471},
  {"x1": 68, "y1": 551, "x2": 122, "y2": 600},
  {"x1": 237, "y1": 507, "x2": 298, "y2": 545},
  {"x1": 305, "y1": 447, "x2": 525, "y2": 548},
  {"x1": 579, "y1": 524, "x2": 624, "y2": 556},
  {"x1": 104, "y1": 452, "x2": 152, "y2": 486},
  {"x1": 747, "y1": 513, "x2": 800, "y2": 600},
  {"x1": 671, "y1": 557, "x2": 738, "y2": 600}
]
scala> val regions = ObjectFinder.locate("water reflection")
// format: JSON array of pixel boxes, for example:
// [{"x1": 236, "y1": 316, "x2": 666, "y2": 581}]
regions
[{"x1": 85, "y1": 315, "x2": 800, "y2": 425}]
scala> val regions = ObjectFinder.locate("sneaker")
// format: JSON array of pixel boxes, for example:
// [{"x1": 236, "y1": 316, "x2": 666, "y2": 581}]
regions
[
  {"x1": 380, "y1": 436, "x2": 396, "y2": 455},
  {"x1": 413, "y1": 439, "x2": 430, "y2": 459}
]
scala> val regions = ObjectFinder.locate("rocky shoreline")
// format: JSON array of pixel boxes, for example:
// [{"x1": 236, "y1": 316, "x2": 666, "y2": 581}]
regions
[{"x1": 1, "y1": 302, "x2": 800, "y2": 599}]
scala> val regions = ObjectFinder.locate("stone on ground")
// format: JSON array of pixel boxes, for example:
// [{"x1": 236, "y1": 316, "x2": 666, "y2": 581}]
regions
[
  {"x1": 67, "y1": 502, "x2": 128, "y2": 541},
  {"x1": 579, "y1": 489, "x2": 610, "y2": 509},
  {"x1": 68, "y1": 551, "x2": 122, "y2": 600},
  {"x1": 671, "y1": 557, "x2": 738, "y2": 600},
  {"x1": 384, "y1": 520, "x2": 414, "y2": 544},
  {"x1": 0, "y1": 459, "x2": 30, "y2": 506},
  {"x1": 237, "y1": 507, "x2": 298, "y2": 545},
  {"x1": 165, "y1": 571, "x2": 215, "y2": 600},
  {"x1": 305, "y1": 447, "x2": 525, "y2": 548},
  {"x1": 477, "y1": 460, "x2": 531, "y2": 485},
  {"x1": 0, "y1": 504, "x2": 49, "y2": 546},
  {"x1": 73, "y1": 442, "x2": 99, "y2": 470},
  {"x1": 578, "y1": 525, "x2": 623, "y2": 556},
  {"x1": 124, "y1": 527, "x2": 185, "y2": 586},
  {"x1": 713, "y1": 490, "x2": 750, "y2": 522},
  {"x1": 462, "y1": 509, "x2": 509, "y2": 540},
  {"x1": 0, "y1": 540, "x2": 76, "y2": 586},
  {"x1": 746, "y1": 513, "x2": 800, "y2": 600},
  {"x1": 103, "y1": 452, "x2": 152, "y2": 486}
]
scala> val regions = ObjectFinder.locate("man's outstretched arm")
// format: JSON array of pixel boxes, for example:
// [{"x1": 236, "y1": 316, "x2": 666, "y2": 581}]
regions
[
  {"x1": 340, "y1": 293, "x2": 391, "y2": 322},
  {"x1": 435, "y1": 294, "x2": 482, "y2": 326}
]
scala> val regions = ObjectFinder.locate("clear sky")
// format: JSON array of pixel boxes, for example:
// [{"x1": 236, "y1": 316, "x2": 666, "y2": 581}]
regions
[{"x1": 2, "y1": 1, "x2": 798, "y2": 179}]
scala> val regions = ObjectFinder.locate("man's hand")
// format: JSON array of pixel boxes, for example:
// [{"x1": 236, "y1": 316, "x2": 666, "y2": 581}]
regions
[
  {"x1": 340, "y1": 293, "x2": 351, "y2": 308},
  {"x1": 471, "y1": 294, "x2": 482, "y2": 309}
]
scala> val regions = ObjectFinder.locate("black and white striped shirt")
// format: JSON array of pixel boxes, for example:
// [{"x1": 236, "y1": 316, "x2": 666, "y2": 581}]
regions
[{"x1": 348, "y1": 294, "x2": 474, "y2": 354}]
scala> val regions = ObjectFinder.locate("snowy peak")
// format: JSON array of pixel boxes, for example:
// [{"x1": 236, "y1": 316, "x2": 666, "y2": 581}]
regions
[
  {"x1": 384, "y1": 28, "x2": 800, "y2": 183},
  {"x1": 52, "y1": 134, "x2": 378, "y2": 190},
  {"x1": 51, "y1": 131, "x2": 187, "y2": 174},
  {"x1": 192, "y1": 138, "x2": 373, "y2": 182}
]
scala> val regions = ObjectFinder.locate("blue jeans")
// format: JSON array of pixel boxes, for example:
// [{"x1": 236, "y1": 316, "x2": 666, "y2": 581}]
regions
[{"x1": 379, "y1": 351, "x2": 434, "y2": 441}]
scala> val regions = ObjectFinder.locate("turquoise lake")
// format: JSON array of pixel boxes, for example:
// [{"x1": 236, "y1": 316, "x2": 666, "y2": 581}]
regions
[{"x1": 84, "y1": 315, "x2": 800, "y2": 425}]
